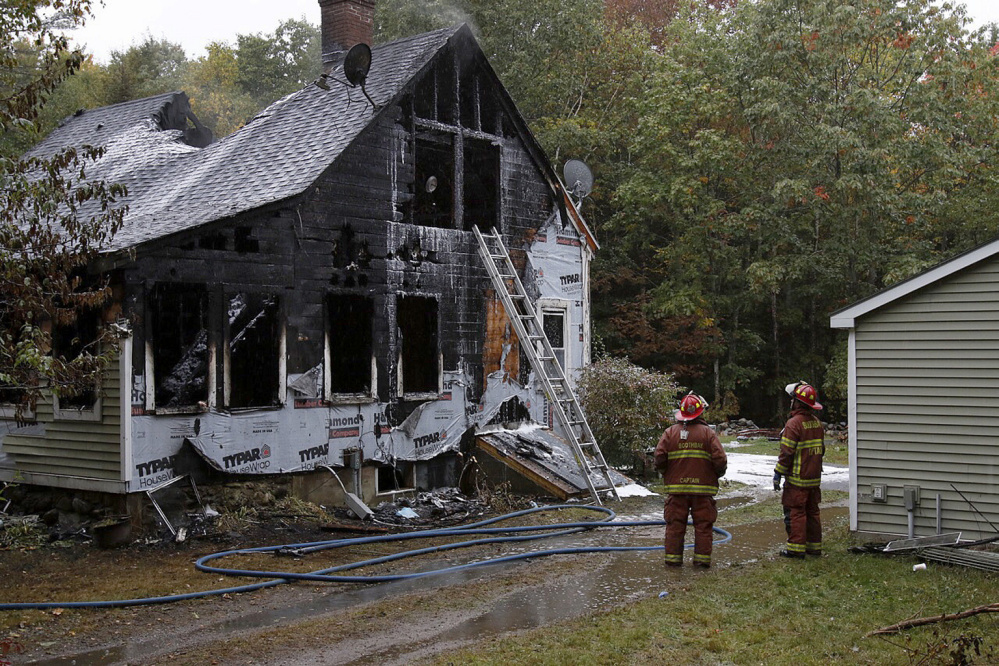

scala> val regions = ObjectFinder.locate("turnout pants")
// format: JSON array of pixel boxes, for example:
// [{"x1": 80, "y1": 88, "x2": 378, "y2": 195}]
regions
[
  {"x1": 782, "y1": 485, "x2": 822, "y2": 555},
  {"x1": 664, "y1": 494, "x2": 717, "y2": 566}
]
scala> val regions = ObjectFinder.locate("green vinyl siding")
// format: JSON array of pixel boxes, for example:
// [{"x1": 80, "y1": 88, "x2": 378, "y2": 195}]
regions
[
  {"x1": 2, "y1": 356, "x2": 122, "y2": 482},
  {"x1": 853, "y1": 257, "x2": 999, "y2": 540}
]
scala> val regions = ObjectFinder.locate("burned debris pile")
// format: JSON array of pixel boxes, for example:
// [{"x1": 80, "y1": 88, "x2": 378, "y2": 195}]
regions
[{"x1": 368, "y1": 487, "x2": 489, "y2": 527}]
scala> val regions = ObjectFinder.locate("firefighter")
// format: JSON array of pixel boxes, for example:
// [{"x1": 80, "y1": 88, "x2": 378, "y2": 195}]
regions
[
  {"x1": 654, "y1": 391, "x2": 727, "y2": 568},
  {"x1": 773, "y1": 381, "x2": 825, "y2": 558}
]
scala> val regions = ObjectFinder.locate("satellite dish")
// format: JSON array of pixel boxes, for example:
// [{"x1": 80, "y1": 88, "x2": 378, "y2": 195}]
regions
[
  {"x1": 563, "y1": 159, "x2": 593, "y2": 201},
  {"x1": 343, "y1": 43, "x2": 372, "y2": 87}
]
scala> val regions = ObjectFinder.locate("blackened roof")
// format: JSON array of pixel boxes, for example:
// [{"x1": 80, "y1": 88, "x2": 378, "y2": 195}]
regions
[{"x1": 28, "y1": 26, "x2": 462, "y2": 252}]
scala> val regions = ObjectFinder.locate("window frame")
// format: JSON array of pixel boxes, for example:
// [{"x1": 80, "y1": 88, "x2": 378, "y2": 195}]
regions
[
  {"x1": 324, "y1": 293, "x2": 378, "y2": 404},
  {"x1": 396, "y1": 294, "x2": 442, "y2": 401},
  {"x1": 145, "y1": 283, "x2": 213, "y2": 415},
  {"x1": 223, "y1": 291, "x2": 286, "y2": 411},
  {"x1": 538, "y1": 298, "x2": 572, "y2": 375},
  {"x1": 52, "y1": 307, "x2": 103, "y2": 422}
]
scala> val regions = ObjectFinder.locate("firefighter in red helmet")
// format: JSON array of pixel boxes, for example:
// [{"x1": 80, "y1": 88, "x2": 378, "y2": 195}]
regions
[
  {"x1": 773, "y1": 381, "x2": 825, "y2": 558},
  {"x1": 654, "y1": 391, "x2": 727, "y2": 568}
]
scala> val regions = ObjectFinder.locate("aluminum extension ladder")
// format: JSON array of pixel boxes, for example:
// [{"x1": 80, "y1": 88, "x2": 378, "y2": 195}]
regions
[{"x1": 473, "y1": 226, "x2": 620, "y2": 504}]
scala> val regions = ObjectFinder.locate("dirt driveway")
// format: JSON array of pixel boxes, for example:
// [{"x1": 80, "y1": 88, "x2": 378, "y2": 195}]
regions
[{"x1": 1, "y1": 482, "x2": 848, "y2": 666}]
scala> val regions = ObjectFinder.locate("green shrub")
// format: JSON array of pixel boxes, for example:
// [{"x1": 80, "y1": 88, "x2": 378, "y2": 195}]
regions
[{"x1": 576, "y1": 357, "x2": 682, "y2": 466}]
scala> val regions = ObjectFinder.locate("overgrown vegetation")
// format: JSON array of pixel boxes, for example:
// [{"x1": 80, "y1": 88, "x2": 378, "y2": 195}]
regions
[
  {"x1": 576, "y1": 356, "x2": 682, "y2": 466},
  {"x1": 0, "y1": 1, "x2": 128, "y2": 419}
]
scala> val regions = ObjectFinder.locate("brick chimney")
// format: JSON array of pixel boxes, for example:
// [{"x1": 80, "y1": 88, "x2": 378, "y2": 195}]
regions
[{"x1": 319, "y1": 0, "x2": 375, "y2": 66}]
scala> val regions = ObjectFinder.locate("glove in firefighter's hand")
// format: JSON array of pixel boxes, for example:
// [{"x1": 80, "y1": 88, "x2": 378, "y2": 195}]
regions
[{"x1": 773, "y1": 472, "x2": 782, "y2": 492}]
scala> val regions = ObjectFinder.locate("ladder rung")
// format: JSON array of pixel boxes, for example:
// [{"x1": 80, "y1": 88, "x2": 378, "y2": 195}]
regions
[{"x1": 510, "y1": 294, "x2": 527, "y2": 300}]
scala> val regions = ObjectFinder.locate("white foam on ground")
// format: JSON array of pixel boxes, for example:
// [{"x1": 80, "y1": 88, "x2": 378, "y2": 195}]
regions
[
  {"x1": 615, "y1": 483, "x2": 656, "y2": 497},
  {"x1": 723, "y1": 452, "x2": 850, "y2": 490}
]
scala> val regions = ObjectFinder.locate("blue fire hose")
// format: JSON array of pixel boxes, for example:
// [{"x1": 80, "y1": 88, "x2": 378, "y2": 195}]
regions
[{"x1": 0, "y1": 504, "x2": 731, "y2": 610}]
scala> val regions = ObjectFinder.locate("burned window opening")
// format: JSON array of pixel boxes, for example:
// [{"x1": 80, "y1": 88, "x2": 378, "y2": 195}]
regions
[
  {"x1": 376, "y1": 460, "x2": 414, "y2": 494},
  {"x1": 412, "y1": 131, "x2": 455, "y2": 228},
  {"x1": 52, "y1": 306, "x2": 102, "y2": 410},
  {"x1": 459, "y1": 67, "x2": 479, "y2": 130},
  {"x1": 151, "y1": 283, "x2": 209, "y2": 409},
  {"x1": 412, "y1": 60, "x2": 457, "y2": 124},
  {"x1": 328, "y1": 295, "x2": 374, "y2": 396},
  {"x1": 413, "y1": 73, "x2": 435, "y2": 121},
  {"x1": 398, "y1": 295, "x2": 439, "y2": 396},
  {"x1": 479, "y1": 79, "x2": 500, "y2": 136},
  {"x1": 234, "y1": 226, "x2": 260, "y2": 254},
  {"x1": 436, "y1": 61, "x2": 456, "y2": 124},
  {"x1": 227, "y1": 293, "x2": 281, "y2": 409},
  {"x1": 462, "y1": 137, "x2": 499, "y2": 232}
]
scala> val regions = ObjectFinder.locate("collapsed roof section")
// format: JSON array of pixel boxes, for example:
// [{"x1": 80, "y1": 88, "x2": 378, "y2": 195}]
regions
[{"x1": 476, "y1": 427, "x2": 628, "y2": 500}]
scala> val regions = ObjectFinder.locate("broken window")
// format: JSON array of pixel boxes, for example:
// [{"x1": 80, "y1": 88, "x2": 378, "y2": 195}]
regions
[
  {"x1": 397, "y1": 295, "x2": 439, "y2": 396},
  {"x1": 376, "y1": 460, "x2": 415, "y2": 495},
  {"x1": 52, "y1": 306, "x2": 101, "y2": 413},
  {"x1": 151, "y1": 284, "x2": 209, "y2": 410},
  {"x1": 412, "y1": 130, "x2": 455, "y2": 228},
  {"x1": 327, "y1": 295, "x2": 374, "y2": 397},
  {"x1": 542, "y1": 307, "x2": 567, "y2": 371},
  {"x1": 462, "y1": 137, "x2": 499, "y2": 232},
  {"x1": 226, "y1": 293, "x2": 282, "y2": 409}
]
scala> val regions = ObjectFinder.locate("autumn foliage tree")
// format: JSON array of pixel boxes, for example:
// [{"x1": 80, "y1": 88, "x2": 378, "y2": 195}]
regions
[{"x1": 1, "y1": 1, "x2": 127, "y2": 418}]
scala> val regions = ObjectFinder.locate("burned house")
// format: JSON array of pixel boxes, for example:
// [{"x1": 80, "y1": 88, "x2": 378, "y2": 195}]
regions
[{"x1": 0, "y1": 1, "x2": 602, "y2": 509}]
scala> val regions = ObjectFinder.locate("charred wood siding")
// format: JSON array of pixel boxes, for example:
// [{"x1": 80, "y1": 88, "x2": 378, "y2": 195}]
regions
[{"x1": 125, "y1": 87, "x2": 559, "y2": 424}]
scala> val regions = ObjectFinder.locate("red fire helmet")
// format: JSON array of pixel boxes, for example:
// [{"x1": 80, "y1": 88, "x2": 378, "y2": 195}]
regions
[
  {"x1": 786, "y1": 381, "x2": 823, "y2": 411},
  {"x1": 675, "y1": 392, "x2": 707, "y2": 421}
]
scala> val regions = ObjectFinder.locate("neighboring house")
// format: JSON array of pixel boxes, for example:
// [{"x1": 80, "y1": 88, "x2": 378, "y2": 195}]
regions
[
  {"x1": 831, "y1": 240, "x2": 999, "y2": 541},
  {"x1": 0, "y1": 0, "x2": 599, "y2": 509}
]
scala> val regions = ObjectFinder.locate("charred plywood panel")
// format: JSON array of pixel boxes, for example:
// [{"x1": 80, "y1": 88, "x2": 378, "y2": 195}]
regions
[{"x1": 482, "y1": 290, "x2": 520, "y2": 380}]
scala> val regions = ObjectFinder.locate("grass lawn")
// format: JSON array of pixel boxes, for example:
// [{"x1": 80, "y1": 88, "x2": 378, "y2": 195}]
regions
[{"x1": 427, "y1": 515, "x2": 999, "y2": 665}]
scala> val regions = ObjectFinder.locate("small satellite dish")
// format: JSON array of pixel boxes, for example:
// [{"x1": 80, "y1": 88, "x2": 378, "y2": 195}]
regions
[
  {"x1": 425, "y1": 175, "x2": 438, "y2": 193},
  {"x1": 563, "y1": 159, "x2": 594, "y2": 201},
  {"x1": 343, "y1": 43, "x2": 372, "y2": 87}
]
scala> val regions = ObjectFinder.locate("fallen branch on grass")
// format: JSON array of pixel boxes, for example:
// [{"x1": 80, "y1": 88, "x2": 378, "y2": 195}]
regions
[{"x1": 868, "y1": 603, "x2": 999, "y2": 636}]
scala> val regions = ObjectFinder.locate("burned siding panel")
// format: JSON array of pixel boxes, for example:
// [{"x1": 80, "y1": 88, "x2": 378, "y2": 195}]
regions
[{"x1": 126, "y1": 211, "x2": 298, "y2": 414}]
